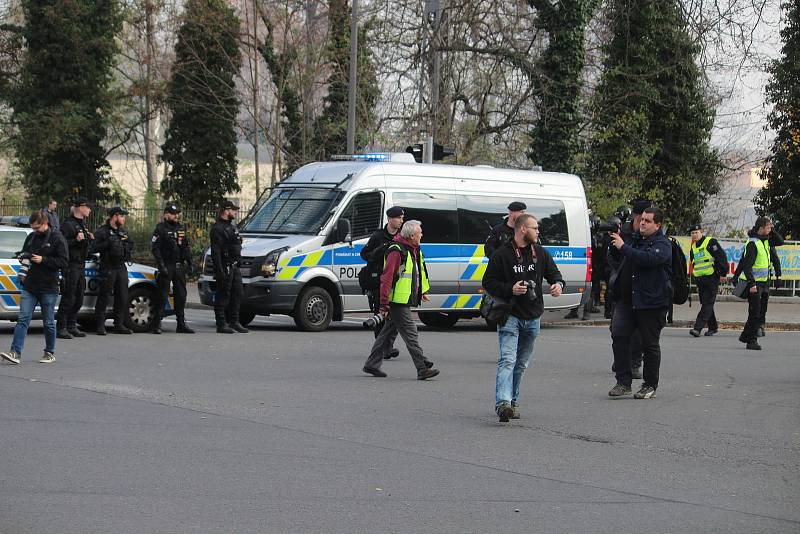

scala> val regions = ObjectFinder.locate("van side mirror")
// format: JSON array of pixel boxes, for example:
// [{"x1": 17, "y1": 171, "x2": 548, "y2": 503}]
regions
[{"x1": 336, "y1": 218, "x2": 352, "y2": 245}]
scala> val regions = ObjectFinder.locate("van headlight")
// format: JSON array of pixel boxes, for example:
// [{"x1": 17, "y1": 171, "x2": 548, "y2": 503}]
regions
[{"x1": 260, "y1": 247, "x2": 288, "y2": 277}]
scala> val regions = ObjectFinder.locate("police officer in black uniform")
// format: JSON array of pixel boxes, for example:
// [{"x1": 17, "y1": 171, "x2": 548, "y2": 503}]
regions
[
  {"x1": 56, "y1": 197, "x2": 93, "y2": 339},
  {"x1": 93, "y1": 206, "x2": 133, "y2": 335},
  {"x1": 210, "y1": 200, "x2": 247, "y2": 334},
  {"x1": 151, "y1": 203, "x2": 195, "y2": 334},
  {"x1": 484, "y1": 201, "x2": 526, "y2": 259}
]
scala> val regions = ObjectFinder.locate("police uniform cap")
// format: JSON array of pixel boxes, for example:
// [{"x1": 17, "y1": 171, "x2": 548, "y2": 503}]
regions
[
  {"x1": 107, "y1": 206, "x2": 128, "y2": 217},
  {"x1": 507, "y1": 201, "x2": 527, "y2": 212},
  {"x1": 71, "y1": 196, "x2": 89, "y2": 207},
  {"x1": 631, "y1": 200, "x2": 652, "y2": 215},
  {"x1": 689, "y1": 223, "x2": 703, "y2": 232},
  {"x1": 164, "y1": 203, "x2": 181, "y2": 214},
  {"x1": 386, "y1": 206, "x2": 404, "y2": 218},
  {"x1": 220, "y1": 200, "x2": 239, "y2": 211}
]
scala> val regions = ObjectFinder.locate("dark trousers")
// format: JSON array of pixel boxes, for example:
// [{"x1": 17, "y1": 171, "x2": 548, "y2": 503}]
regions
[
  {"x1": 95, "y1": 267, "x2": 129, "y2": 326},
  {"x1": 591, "y1": 278, "x2": 602, "y2": 307},
  {"x1": 741, "y1": 283, "x2": 768, "y2": 342},
  {"x1": 612, "y1": 304, "x2": 666, "y2": 388},
  {"x1": 158, "y1": 263, "x2": 187, "y2": 321},
  {"x1": 56, "y1": 263, "x2": 86, "y2": 329},
  {"x1": 364, "y1": 304, "x2": 428, "y2": 371},
  {"x1": 214, "y1": 265, "x2": 243, "y2": 323},
  {"x1": 366, "y1": 289, "x2": 398, "y2": 347},
  {"x1": 759, "y1": 290, "x2": 769, "y2": 328},
  {"x1": 693, "y1": 276, "x2": 719, "y2": 332}
]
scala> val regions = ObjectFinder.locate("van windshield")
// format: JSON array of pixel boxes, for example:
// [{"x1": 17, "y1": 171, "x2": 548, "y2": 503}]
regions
[{"x1": 241, "y1": 187, "x2": 343, "y2": 234}]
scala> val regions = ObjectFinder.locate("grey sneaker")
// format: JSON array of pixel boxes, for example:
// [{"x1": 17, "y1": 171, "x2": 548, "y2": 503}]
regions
[
  {"x1": 39, "y1": 351, "x2": 55, "y2": 364},
  {"x1": 1, "y1": 350, "x2": 21, "y2": 365},
  {"x1": 634, "y1": 385, "x2": 656, "y2": 399},
  {"x1": 496, "y1": 402, "x2": 514, "y2": 423},
  {"x1": 511, "y1": 402, "x2": 520, "y2": 419},
  {"x1": 608, "y1": 384, "x2": 632, "y2": 397}
]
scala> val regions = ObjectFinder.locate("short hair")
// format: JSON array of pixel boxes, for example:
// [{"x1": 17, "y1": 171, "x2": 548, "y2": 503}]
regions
[
  {"x1": 48, "y1": 197, "x2": 57, "y2": 204},
  {"x1": 642, "y1": 206, "x2": 664, "y2": 224},
  {"x1": 29, "y1": 210, "x2": 48, "y2": 225},
  {"x1": 400, "y1": 220, "x2": 421, "y2": 239},
  {"x1": 754, "y1": 216, "x2": 772, "y2": 230},
  {"x1": 514, "y1": 213, "x2": 537, "y2": 230}
]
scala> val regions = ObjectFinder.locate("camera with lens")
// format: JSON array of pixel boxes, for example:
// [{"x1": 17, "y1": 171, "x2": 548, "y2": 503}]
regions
[
  {"x1": 363, "y1": 313, "x2": 385, "y2": 330},
  {"x1": 17, "y1": 252, "x2": 33, "y2": 284},
  {"x1": 521, "y1": 280, "x2": 537, "y2": 301},
  {"x1": 593, "y1": 216, "x2": 622, "y2": 234}
]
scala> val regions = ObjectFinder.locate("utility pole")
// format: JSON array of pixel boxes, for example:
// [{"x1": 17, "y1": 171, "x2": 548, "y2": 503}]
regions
[
  {"x1": 251, "y1": 0, "x2": 260, "y2": 196},
  {"x1": 423, "y1": 0, "x2": 442, "y2": 164},
  {"x1": 346, "y1": 0, "x2": 359, "y2": 153},
  {"x1": 144, "y1": 0, "x2": 158, "y2": 191}
]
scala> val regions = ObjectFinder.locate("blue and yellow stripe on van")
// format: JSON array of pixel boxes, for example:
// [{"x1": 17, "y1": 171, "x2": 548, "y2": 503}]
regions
[
  {"x1": 0, "y1": 264, "x2": 21, "y2": 291},
  {"x1": 441, "y1": 294, "x2": 483, "y2": 309},
  {"x1": 276, "y1": 250, "x2": 333, "y2": 280}
]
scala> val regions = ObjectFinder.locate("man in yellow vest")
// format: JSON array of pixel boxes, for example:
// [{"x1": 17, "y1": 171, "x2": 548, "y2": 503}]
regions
[
  {"x1": 735, "y1": 217, "x2": 781, "y2": 350},
  {"x1": 688, "y1": 223, "x2": 729, "y2": 337},
  {"x1": 363, "y1": 220, "x2": 440, "y2": 380}
]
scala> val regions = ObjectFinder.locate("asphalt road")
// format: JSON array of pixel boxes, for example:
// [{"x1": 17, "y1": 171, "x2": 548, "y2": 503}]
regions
[{"x1": 1, "y1": 311, "x2": 798, "y2": 533}]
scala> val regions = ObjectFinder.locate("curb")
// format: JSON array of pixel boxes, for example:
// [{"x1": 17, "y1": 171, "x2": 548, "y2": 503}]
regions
[{"x1": 542, "y1": 319, "x2": 800, "y2": 331}]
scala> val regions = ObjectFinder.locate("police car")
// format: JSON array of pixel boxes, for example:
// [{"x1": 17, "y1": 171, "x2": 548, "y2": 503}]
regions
[{"x1": 0, "y1": 223, "x2": 166, "y2": 333}]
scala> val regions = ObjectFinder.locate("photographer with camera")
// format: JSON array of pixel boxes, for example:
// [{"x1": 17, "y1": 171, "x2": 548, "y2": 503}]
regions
[
  {"x1": 482, "y1": 214, "x2": 564, "y2": 422},
  {"x1": 56, "y1": 197, "x2": 93, "y2": 339},
  {"x1": 92, "y1": 206, "x2": 134, "y2": 335},
  {"x1": 358, "y1": 206, "x2": 404, "y2": 358},
  {"x1": 150, "y1": 203, "x2": 195, "y2": 334},
  {"x1": 1, "y1": 210, "x2": 68, "y2": 365},
  {"x1": 362, "y1": 220, "x2": 439, "y2": 380}
]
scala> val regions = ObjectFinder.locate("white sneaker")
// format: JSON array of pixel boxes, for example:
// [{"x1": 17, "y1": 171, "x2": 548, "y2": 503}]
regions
[
  {"x1": 1, "y1": 350, "x2": 21, "y2": 365},
  {"x1": 39, "y1": 351, "x2": 55, "y2": 364}
]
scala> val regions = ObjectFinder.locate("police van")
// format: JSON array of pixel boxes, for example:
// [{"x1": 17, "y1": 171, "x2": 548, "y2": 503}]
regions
[{"x1": 198, "y1": 153, "x2": 591, "y2": 331}]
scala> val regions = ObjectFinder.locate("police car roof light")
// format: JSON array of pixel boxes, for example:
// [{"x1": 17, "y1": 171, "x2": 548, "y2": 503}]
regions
[{"x1": 330, "y1": 153, "x2": 416, "y2": 164}]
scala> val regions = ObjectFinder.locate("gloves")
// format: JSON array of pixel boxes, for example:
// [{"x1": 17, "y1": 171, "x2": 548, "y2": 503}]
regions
[{"x1": 185, "y1": 262, "x2": 196, "y2": 276}]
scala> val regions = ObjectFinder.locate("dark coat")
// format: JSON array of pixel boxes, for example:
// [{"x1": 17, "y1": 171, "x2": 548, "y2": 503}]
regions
[
  {"x1": 19, "y1": 229, "x2": 68, "y2": 294},
  {"x1": 484, "y1": 221, "x2": 515, "y2": 259},
  {"x1": 609, "y1": 228, "x2": 672, "y2": 310}
]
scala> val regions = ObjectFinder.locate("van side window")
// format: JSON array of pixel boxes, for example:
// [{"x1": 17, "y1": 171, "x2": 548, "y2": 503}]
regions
[
  {"x1": 337, "y1": 191, "x2": 383, "y2": 241},
  {"x1": 455, "y1": 195, "x2": 569, "y2": 246},
  {"x1": 394, "y1": 192, "x2": 458, "y2": 243}
]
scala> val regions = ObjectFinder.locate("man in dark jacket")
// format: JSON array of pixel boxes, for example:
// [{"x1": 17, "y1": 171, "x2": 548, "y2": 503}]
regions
[
  {"x1": 482, "y1": 213, "x2": 564, "y2": 422},
  {"x1": 1, "y1": 210, "x2": 68, "y2": 365},
  {"x1": 210, "y1": 200, "x2": 247, "y2": 334},
  {"x1": 56, "y1": 197, "x2": 93, "y2": 339},
  {"x1": 359, "y1": 206, "x2": 403, "y2": 358},
  {"x1": 43, "y1": 198, "x2": 59, "y2": 233},
  {"x1": 484, "y1": 201, "x2": 526, "y2": 259},
  {"x1": 607, "y1": 206, "x2": 671, "y2": 400},
  {"x1": 93, "y1": 206, "x2": 133, "y2": 335},
  {"x1": 688, "y1": 223, "x2": 729, "y2": 337},
  {"x1": 151, "y1": 202, "x2": 195, "y2": 334},
  {"x1": 733, "y1": 217, "x2": 781, "y2": 350}
]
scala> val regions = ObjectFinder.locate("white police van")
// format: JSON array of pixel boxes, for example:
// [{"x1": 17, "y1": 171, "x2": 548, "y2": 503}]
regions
[
  {"x1": 198, "y1": 153, "x2": 591, "y2": 331},
  {"x1": 0, "y1": 222, "x2": 167, "y2": 332}
]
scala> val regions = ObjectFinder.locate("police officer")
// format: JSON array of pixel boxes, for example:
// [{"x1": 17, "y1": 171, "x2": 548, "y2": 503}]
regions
[
  {"x1": 210, "y1": 200, "x2": 247, "y2": 334},
  {"x1": 56, "y1": 197, "x2": 93, "y2": 339},
  {"x1": 93, "y1": 206, "x2": 133, "y2": 335},
  {"x1": 688, "y1": 223, "x2": 728, "y2": 337},
  {"x1": 151, "y1": 203, "x2": 195, "y2": 334},
  {"x1": 484, "y1": 201, "x2": 526, "y2": 259}
]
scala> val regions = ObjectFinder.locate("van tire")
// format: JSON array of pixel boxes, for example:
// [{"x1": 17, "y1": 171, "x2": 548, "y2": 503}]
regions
[
  {"x1": 418, "y1": 311, "x2": 459, "y2": 329},
  {"x1": 293, "y1": 286, "x2": 333, "y2": 332},
  {"x1": 238, "y1": 310, "x2": 256, "y2": 327},
  {"x1": 125, "y1": 285, "x2": 159, "y2": 333}
]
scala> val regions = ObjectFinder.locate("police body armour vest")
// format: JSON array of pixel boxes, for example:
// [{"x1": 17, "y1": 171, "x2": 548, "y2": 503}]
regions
[
  {"x1": 691, "y1": 237, "x2": 715, "y2": 277},
  {"x1": 739, "y1": 238, "x2": 770, "y2": 283}
]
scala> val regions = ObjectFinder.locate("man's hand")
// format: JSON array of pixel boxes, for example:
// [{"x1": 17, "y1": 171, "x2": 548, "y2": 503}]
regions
[
  {"x1": 512, "y1": 280, "x2": 528, "y2": 295},
  {"x1": 31, "y1": 254, "x2": 43, "y2": 264},
  {"x1": 87, "y1": 232, "x2": 94, "y2": 240},
  {"x1": 421, "y1": 293, "x2": 430, "y2": 302},
  {"x1": 76, "y1": 233, "x2": 85, "y2": 242},
  {"x1": 749, "y1": 285, "x2": 758, "y2": 294},
  {"x1": 550, "y1": 283, "x2": 562, "y2": 297},
  {"x1": 379, "y1": 310, "x2": 388, "y2": 319},
  {"x1": 610, "y1": 232, "x2": 624, "y2": 250}
]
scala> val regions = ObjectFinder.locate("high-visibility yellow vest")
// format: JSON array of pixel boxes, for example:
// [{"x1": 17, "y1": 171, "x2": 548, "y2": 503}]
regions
[
  {"x1": 387, "y1": 244, "x2": 430, "y2": 305},
  {"x1": 739, "y1": 238, "x2": 770, "y2": 282},
  {"x1": 691, "y1": 237, "x2": 715, "y2": 277}
]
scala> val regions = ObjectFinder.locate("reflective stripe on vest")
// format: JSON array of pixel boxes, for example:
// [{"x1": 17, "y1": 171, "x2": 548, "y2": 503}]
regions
[
  {"x1": 387, "y1": 245, "x2": 430, "y2": 305},
  {"x1": 691, "y1": 237, "x2": 715, "y2": 277},
  {"x1": 739, "y1": 238, "x2": 770, "y2": 282}
]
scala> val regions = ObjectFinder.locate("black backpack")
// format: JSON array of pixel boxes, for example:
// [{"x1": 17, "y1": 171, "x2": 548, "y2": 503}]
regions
[
  {"x1": 670, "y1": 237, "x2": 689, "y2": 305},
  {"x1": 357, "y1": 242, "x2": 407, "y2": 293}
]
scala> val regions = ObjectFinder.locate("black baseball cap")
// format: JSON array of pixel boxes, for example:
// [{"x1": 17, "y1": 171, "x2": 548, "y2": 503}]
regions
[
  {"x1": 689, "y1": 223, "x2": 703, "y2": 232},
  {"x1": 71, "y1": 196, "x2": 89, "y2": 207},
  {"x1": 386, "y1": 206, "x2": 404, "y2": 218},
  {"x1": 631, "y1": 199, "x2": 652, "y2": 215},
  {"x1": 164, "y1": 202, "x2": 181, "y2": 214},
  {"x1": 107, "y1": 206, "x2": 129, "y2": 217},
  {"x1": 220, "y1": 200, "x2": 240, "y2": 211},
  {"x1": 508, "y1": 201, "x2": 527, "y2": 212}
]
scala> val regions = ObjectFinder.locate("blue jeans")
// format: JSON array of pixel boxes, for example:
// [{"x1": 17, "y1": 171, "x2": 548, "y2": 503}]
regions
[
  {"x1": 11, "y1": 289, "x2": 58, "y2": 355},
  {"x1": 495, "y1": 314, "x2": 540, "y2": 408}
]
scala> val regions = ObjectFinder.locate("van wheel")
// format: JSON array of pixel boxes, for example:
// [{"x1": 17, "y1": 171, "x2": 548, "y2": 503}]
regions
[
  {"x1": 126, "y1": 286, "x2": 159, "y2": 333},
  {"x1": 293, "y1": 286, "x2": 333, "y2": 332},
  {"x1": 238, "y1": 310, "x2": 256, "y2": 327},
  {"x1": 418, "y1": 311, "x2": 460, "y2": 329}
]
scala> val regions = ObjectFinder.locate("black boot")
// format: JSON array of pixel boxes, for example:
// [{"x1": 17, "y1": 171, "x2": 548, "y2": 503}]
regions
[
  {"x1": 96, "y1": 316, "x2": 107, "y2": 336},
  {"x1": 151, "y1": 318, "x2": 162, "y2": 334},
  {"x1": 215, "y1": 310, "x2": 234, "y2": 334},
  {"x1": 230, "y1": 321, "x2": 249, "y2": 333},
  {"x1": 176, "y1": 317, "x2": 195, "y2": 334},
  {"x1": 564, "y1": 308, "x2": 579, "y2": 319}
]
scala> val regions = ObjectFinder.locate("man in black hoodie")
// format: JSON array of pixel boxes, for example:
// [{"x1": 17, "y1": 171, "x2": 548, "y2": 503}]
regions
[
  {"x1": 92, "y1": 206, "x2": 134, "y2": 335},
  {"x1": 482, "y1": 213, "x2": 564, "y2": 422},
  {"x1": 1, "y1": 210, "x2": 68, "y2": 365},
  {"x1": 56, "y1": 196, "x2": 93, "y2": 339}
]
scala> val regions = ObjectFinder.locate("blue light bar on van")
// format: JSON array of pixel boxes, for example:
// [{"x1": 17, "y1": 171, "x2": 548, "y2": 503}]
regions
[{"x1": 331, "y1": 153, "x2": 391, "y2": 162}]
